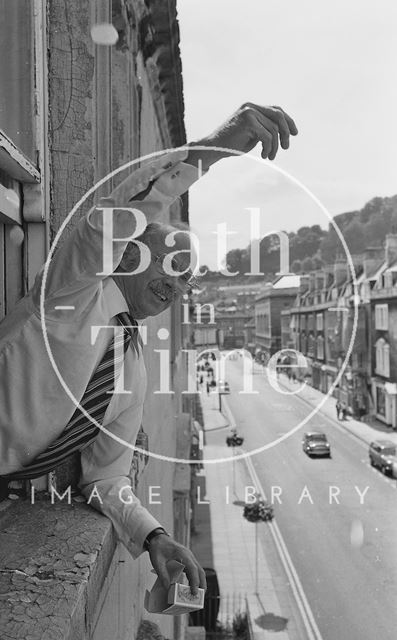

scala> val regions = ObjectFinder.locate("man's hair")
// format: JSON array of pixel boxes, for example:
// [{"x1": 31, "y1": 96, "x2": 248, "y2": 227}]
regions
[{"x1": 117, "y1": 220, "x2": 191, "y2": 273}]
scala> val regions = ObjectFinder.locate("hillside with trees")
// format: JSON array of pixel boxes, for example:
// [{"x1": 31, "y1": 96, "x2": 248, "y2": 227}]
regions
[{"x1": 218, "y1": 194, "x2": 397, "y2": 280}]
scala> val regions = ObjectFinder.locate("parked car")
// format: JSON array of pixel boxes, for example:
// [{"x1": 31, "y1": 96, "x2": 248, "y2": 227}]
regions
[
  {"x1": 368, "y1": 440, "x2": 397, "y2": 475},
  {"x1": 302, "y1": 431, "x2": 331, "y2": 457}
]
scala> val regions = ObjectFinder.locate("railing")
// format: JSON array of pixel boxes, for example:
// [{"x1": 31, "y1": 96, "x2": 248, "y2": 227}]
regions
[{"x1": 189, "y1": 592, "x2": 249, "y2": 639}]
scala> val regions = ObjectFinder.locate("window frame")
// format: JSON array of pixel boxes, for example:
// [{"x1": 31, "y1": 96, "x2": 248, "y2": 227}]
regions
[
  {"x1": 375, "y1": 304, "x2": 388, "y2": 331},
  {"x1": 375, "y1": 337, "x2": 390, "y2": 377}
]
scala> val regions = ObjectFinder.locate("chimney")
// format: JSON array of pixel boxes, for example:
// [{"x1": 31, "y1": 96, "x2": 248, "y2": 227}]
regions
[
  {"x1": 323, "y1": 264, "x2": 334, "y2": 288},
  {"x1": 385, "y1": 234, "x2": 397, "y2": 267},
  {"x1": 364, "y1": 246, "x2": 384, "y2": 276},
  {"x1": 333, "y1": 257, "x2": 347, "y2": 287},
  {"x1": 350, "y1": 254, "x2": 364, "y2": 271},
  {"x1": 315, "y1": 271, "x2": 325, "y2": 291}
]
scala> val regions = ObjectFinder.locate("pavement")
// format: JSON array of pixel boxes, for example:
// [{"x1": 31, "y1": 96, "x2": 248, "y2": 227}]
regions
[
  {"x1": 275, "y1": 372, "x2": 397, "y2": 447},
  {"x1": 204, "y1": 371, "x2": 397, "y2": 447},
  {"x1": 197, "y1": 390, "x2": 295, "y2": 639},
  {"x1": 193, "y1": 374, "x2": 397, "y2": 639}
]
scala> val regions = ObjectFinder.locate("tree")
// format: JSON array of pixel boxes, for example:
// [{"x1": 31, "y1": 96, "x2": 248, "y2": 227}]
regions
[
  {"x1": 225, "y1": 248, "x2": 244, "y2": 274},
  {"x1": 302, "y1": 256, "x2": 314, "y2": 272},
  {"x1": 343, "y1": 220, "x2": 366, "y2": 254},
  {"x1": 291, "y1": 259, "x2": 302, "y2": 273}
]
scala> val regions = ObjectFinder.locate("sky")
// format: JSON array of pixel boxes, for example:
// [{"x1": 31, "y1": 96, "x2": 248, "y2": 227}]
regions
[{"x1": 177, "y1": 0, "x2": 397, "y2": 269}]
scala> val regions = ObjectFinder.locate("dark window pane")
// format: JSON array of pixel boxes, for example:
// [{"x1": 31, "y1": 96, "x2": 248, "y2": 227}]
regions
[{"x1": 0, "y1": 0, "x2": 35, "y2": 160}]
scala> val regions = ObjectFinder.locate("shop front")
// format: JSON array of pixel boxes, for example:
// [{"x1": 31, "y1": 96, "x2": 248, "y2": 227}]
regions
[
  {"x1": 312, "y1": 362, "x2": 322, "y2": 390},
  {"x1": 372, "y1": 378, "x2": 397, "y2": 428},
  {"x1": 320, "y1": 364, "x2": 338, "y2": 395}
]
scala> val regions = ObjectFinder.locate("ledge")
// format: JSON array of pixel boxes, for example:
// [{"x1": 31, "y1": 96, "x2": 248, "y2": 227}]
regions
[{"x1": 0, "y1": 495, "x2": 116, "y2": 640}]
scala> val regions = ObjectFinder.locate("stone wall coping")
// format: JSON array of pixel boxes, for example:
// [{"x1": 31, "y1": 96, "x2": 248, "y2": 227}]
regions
[{"x1": 0, "y1": 495, "x2": 116, "y2": 640}]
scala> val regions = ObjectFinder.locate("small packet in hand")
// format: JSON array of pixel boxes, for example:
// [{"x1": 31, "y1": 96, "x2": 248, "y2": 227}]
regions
[{"x1": 144, "y1": 560, "x2": 205, "y2": 615}]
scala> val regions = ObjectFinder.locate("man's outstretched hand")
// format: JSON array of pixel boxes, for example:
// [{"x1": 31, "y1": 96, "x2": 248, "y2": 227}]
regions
[
  {"x1": 187, "y1": 102, "x2": 298, "y2": 170},
  {"x1": 148, "y1": 533, "x2": 207, "y2": 595}
]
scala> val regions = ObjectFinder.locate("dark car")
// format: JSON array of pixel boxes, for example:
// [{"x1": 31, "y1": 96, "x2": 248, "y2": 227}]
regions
[
  {"x1": 369, "y1": 440, "x2": 397, "y2": 475},
  {"x1": 302, "y1": 431, "x2": 331, "y2": 457}
]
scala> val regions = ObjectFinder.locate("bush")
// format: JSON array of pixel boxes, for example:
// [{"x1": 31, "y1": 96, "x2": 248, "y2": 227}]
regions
[{"x1": 232, "y1": 611, "x2": 249, "y2": 639}]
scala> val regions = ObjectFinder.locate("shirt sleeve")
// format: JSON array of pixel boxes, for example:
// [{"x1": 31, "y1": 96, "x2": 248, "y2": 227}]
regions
[
  {"x1": 33, "y1": 154, "x2": 201, "y2": 307},
  {"x1": 78, "y1": 405, "x2": 161, "y2": 559}
]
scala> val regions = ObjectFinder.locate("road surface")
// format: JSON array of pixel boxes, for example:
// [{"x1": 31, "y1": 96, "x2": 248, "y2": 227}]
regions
[{"x1": 208, "y1": 356, "x2": 397, "y2": 640}]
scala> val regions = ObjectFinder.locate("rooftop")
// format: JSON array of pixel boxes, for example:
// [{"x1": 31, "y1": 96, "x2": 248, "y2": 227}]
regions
[{"x1": 273, "y1": 274, "x2": 301, "y2": 289}]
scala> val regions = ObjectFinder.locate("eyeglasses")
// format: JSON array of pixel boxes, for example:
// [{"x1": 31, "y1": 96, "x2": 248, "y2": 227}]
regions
[{"x1": 153, "y1": 253, "x2": 200, "y2": 293}]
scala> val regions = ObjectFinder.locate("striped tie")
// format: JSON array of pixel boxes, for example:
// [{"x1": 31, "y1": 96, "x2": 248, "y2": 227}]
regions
[{"x1": 4, "y1": 313, "x2": 138, "y2": 480}]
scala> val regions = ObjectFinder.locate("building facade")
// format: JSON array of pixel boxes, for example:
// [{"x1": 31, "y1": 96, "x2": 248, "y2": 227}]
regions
[
  {"x1": 370, "y1": 235, "x2": 397, "y2": 427},
  {"x1": 255, "y1": 275, "x2": 300, "y2": 360},
  {"x1": 0, "y1": 2, "x2": 194, "y2": 638},
  {"x1": 284, "y1": 240, "x2": 397, "y2": 424}
]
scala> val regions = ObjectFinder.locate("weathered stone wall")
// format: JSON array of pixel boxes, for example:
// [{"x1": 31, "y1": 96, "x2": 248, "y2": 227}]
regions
[
  {"x1": 0, "y1": 1, "x2": 188, "y2": 638},
  {"x1": 48, "y1": 0, "x2": 95, "y2": 237}
]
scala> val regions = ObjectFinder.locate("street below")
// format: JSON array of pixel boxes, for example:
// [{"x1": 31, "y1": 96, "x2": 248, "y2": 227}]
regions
[{"x1": 205, "y1": 355, "x2": 397, "y2": 640}]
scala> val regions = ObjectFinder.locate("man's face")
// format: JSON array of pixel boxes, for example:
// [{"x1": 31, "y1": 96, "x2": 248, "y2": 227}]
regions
[{"x1": 118, "y1": 229, "x2": 197, "y2": 319}]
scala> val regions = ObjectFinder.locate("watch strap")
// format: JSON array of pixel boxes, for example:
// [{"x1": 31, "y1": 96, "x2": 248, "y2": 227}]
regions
[{"x1": 143, "y1": 527, "x2": 169, "y2": 551}]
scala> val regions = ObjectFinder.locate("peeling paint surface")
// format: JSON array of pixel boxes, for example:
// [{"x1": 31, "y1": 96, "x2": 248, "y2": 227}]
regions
[{"x1": 0, "y1": 498, "x2": 114, "y2": 640}]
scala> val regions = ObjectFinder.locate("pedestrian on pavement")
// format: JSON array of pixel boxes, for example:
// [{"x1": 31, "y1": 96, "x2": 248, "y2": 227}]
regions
[
  {"x1": 0, "y1": 103, "x2": 298, "y2": 593},
  {"x1": 336, "y1": 400, "x2": 342, "y2": 420}
]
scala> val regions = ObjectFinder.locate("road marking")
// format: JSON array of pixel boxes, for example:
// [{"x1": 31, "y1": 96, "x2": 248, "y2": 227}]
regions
[
  {"x1": 54, "y1": 305, "x2": 75, "y2": 310},
  {"x1": 245, "y1": 454, "x2": 324, "y2": 640},
  {"x1": 199, "y1": 429, "x2": 204, "y2": 451},
  {"x1": 221, "y1": 395, "x2": 236, "y2": 429}
]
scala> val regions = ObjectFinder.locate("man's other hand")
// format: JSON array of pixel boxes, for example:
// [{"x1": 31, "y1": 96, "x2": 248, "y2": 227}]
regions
[
  {"x1": 188, "y1": 103, "x2": 298, "y2": 169},
  {"x1": 148, "y1": 534, "x2": 207, "y2": 595}
]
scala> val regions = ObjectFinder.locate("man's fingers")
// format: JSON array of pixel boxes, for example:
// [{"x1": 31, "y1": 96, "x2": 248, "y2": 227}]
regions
[
  {"x1": 271, "y1": 105, "x2": 299, "y2": 137},
  {"x1": 253, "y1": 105, "x2": 291, "y2": 150},
  {"x1": 245, "y1": 111, "x2": 278, "y2": 160},
  {"x1": 256, "y1": 113, "x2": 279, "y2": 160},
  {"x1": 152, "y1": 558, "x2": 170, "y2": 590},
  {"x1": 179, "y1": 549, "x2": 207, "y2": 594},
  {"x1": 182, "y1": 557, "x2": 201, "y2": 595},
  {"x1": 197, "y1": 564, "x2": 207, "y2": 591},
  {"x1": 242, "y1": 103, "x2": 298, "y2": 153},
  {"x1": 149, "y1": 537, "x2": 207, "y2": 596}
]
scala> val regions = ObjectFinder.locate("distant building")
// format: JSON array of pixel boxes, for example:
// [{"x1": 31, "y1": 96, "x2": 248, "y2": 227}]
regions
[
  {"x1": 286, "y1": 261, "x2": 349, "y2": 394},
  {"x1": 216, "y1": 310, "x2": 253, "y2": 349},
  {"x1": 189, "y1": 303, "x2": 218, "y2": 348},
  {"x1": 337, "y1": 247, "x2": 384, "y2": 418},
  {"x1": 243, "y1": 317, "x2": 256, "y2": 354},
  {"x1": 370, "y1": 235, "x2": 397, "y2": 427},
  {"x1": 255, "y1": 274, "x2": 300, "y2": 358},
  {"x1": 286, "y1": 241, "x2": 397, "y2": 424}
]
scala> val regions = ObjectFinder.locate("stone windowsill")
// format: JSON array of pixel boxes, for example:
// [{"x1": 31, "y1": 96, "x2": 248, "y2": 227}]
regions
[{"x1": 0, "y1": 495, "x2": 117, "y2": 640}]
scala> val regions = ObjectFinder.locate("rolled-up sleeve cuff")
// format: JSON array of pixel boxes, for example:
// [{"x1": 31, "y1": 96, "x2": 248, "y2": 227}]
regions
[
  {"x1": 124, "y1": 507, "x2": 163, "y2": 558},
  {"x1": 80, "y1": 478, "x2": 163, "y2": 559},
  {"x1": 147, "y1": 162, "x2": 205, "y2": 207}
]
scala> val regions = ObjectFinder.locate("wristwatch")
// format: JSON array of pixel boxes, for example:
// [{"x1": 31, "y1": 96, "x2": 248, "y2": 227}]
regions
[{"x1": 143, "y1": 527, "x2": 169, "y2": 551}]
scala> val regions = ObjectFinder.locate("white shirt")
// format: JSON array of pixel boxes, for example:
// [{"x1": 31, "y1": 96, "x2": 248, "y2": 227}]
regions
[{"x1": 0, "y1": 151, "x2": 199, "y2": 557}]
